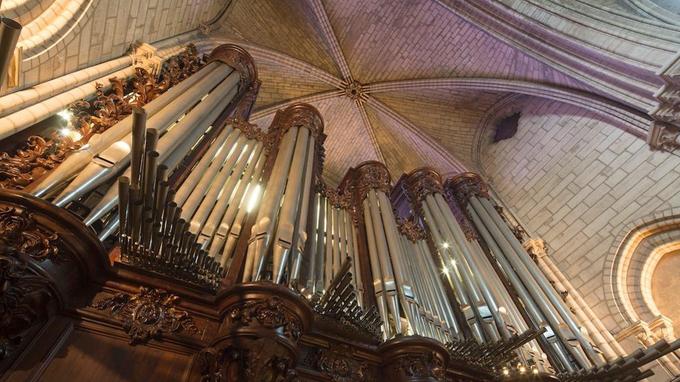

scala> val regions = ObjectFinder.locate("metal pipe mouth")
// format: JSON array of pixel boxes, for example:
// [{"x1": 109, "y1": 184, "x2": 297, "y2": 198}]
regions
[{"x1": 1, "y1": 17, "x2": 22, "y2": 32}]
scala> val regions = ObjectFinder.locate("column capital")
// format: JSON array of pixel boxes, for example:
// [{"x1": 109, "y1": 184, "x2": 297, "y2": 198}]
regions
[
  {"x1": 442, "y1": 172, "x2": 488, "y2": 207},
  {"x1": 649, "y1": 51, "x2": 680, "y2": 152},
  {"x1": 345, "y1": 161, "x2": 392, "y2": 202},
  {"x1": 648, "y1": 120, "x2": 680, "y2": 153},
  {"x1": 402, "y1": 167, "x2": 443, "y2": 206},
  {"x1": 648, "y1": 315, "x2": 676, "y2": 343},
  {"x1": 616, "y1": 320, "x2": 655, "y2": 345}
]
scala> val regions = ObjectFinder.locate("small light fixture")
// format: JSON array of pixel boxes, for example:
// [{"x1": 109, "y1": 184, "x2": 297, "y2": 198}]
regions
[
  {"x1": 442, "y1": 266, "x2": 449, "y2": 275},
  {"x1": 442, "y1": 242, "x2": 450, "y2": 249},
  {"x1": 532, "y1": 367, "x2": 539, "y2": 375},
  {"x1": 519, "y1": 365, "x2": 526, "y2": 374}
]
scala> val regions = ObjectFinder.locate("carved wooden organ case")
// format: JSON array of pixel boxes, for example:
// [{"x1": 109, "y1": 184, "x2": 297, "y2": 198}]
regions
[{"x1": 0, "y1": 43, "x2": 677, "y2": 382}]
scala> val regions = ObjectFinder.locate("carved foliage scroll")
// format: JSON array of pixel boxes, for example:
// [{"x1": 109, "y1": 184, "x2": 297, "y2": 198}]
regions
[
  {"x1": 0, "y1": 44, "x2": 206, "y2": 190},
  {"x1": 92, "y1": 287, "x2": 198, "y2": 344},
  {"x1": 0, "y1": 207, "x2": 58, "y2": 261}
]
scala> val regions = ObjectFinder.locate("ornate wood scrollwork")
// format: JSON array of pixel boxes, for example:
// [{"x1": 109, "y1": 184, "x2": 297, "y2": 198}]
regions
[
  {"x1": 379, "y1": 336, "x2": 450, "y2": 382},
  {"x1": 443, "y1": 172, "x2": 488, "y2": 208},
  {"x1": 92, "y1": 287, "x2": 198, "y2": 345},
  {"x1": 209, "y1": 44, "x2": 258, "y2": 89},
  {"x1": 199, "y1": 344, "x2": 298, "y2": 382},
  {"x1": 0, "y1": 206, "x2": 59, "y2": 261},
  {"x1": 351, "y1": 161, "x2": 391, "y2": 202},
  {"x1": 0, "y1": 246, "x2": 53, "y2": 359},
  {"x1": 403, "y1": 167, "x2": 443, "y2": 205},
  {"x1": 224, "y1": 296, "x2": 302, "y2": 342},
  {"x1": 306, "y1": 344, "x2": 376, "y2": 382},
  {"x1": 199, "y1": 284, "x2": 312, "y2": 382},
  {"x1": 0, "y1": 44, "x2": 206, "y2": 190},
  {"x1": 397, "y1": 216, "x2": 426, "y2": 242}
]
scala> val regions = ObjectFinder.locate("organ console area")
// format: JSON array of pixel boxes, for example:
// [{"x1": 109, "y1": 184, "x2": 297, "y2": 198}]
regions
[{"x1": 0, "y1": 41, "x2": 677, "y2": 382}]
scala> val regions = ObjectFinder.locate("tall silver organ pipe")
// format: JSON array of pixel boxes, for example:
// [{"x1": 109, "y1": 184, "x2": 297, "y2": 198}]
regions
[
  {"x1": 445, "y1": 173, "x2": 605, "y2": 372},
  {"x1": 243, "y1": 104, "x2": 325, "y2": 285}
]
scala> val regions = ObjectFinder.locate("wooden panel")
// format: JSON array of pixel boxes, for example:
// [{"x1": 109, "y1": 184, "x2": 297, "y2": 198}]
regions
[{"x1": 37, "y1": 329, "x2": 193, "y2": 382}]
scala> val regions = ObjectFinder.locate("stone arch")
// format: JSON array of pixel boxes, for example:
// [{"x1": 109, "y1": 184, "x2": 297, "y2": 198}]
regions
[{"x1": 603, "y1": 207, "x2": 680, "y2": 332}]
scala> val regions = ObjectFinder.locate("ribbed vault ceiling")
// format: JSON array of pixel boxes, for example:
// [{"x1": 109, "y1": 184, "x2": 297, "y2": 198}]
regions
[{"x1": 215, "y1": 0, "x2": 604, "y2": 184}]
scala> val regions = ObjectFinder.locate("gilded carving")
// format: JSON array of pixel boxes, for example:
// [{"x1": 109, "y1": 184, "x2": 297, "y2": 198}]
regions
[
  {"x1": 397, "y1": 216, "x2": 426, "y2": 242},
  {"x1": 390, "y1": 351, "x2": 445, "y2": 381},
  {"x1": 92, "y1": 287, "x2": 198, "y2": 344},
  {"x1": 209, "y1": 44, "x2": 258, "y2": 88},
  {"x1": 0, "y1": 44, "x2": 206, "y2": 190},
  {"x1": 353, "y1": 161, "x2": 391, "y2": 202},
  {"x1": 0, "y1": 207, "x2": 58, "y2": 261}
]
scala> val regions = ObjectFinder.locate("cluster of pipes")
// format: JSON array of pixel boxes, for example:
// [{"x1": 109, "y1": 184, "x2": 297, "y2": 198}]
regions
[
  {"x1": 7, "y1": 36, "x2": 678, "y2": 378},
  {"x1": 116, "y1": 109, "x2": 224, "y2": 290},
  {"x1": 25, "y1": 44, "x2": 266, "y2": 271},
  {"x1": 305, "y1": 187, "x2": 364, "y2": 305},
  {"x1": 445, "y1": 174, "x2": 602, "y2": 372}
]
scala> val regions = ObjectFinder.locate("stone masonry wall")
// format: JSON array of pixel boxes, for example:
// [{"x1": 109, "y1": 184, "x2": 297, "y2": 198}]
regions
[{"x1": 480, "y1": 97, "x2": 680, "y2": 333}]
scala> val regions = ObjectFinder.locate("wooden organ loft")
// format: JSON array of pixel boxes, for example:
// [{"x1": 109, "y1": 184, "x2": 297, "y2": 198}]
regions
[{"x1": 0, "y1": 38, "x2": 678, "y2": 381}]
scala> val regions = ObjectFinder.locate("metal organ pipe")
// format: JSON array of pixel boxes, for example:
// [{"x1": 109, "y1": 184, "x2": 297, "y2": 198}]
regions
[
  {"x1": 245, "y1": 125, "x2": 297, "y2": 282},
  {"x1": 243, "y1": 104, "x2": 323, "y2": 285},
  {"x1": 31, "y1": 62, "x2": 224, "y2": 198},
  {"x1": 81, "y1": 72, "x2": 240, "y2": 225},
  {"x1": 431, "y1": 193, "x2": 511, "y2": 340},
  {"x1": 465, "y1": 206, "x2": 574, "y2": 371},
  {"x1": 272, "y1": 127, "x2": 310, "y2": 284},
  {"x1": 363, "y1": 198, "x2": 391, "y2": 339},
  {"x1": 366, "y1": 189, "x2": 403, "y2": 337},
  {"x1": 476, "y1": 196, "x2": 604, "y2": 366}
]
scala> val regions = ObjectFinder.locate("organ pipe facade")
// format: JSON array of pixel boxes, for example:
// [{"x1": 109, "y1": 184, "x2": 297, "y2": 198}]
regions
[{"x1": 0, "y1": 40, "x2": 676, "y2": 382}]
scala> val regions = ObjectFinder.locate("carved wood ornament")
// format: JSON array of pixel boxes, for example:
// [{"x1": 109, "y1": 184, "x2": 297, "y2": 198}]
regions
[
  {"x1": 0, "y1": 44, "x2": 206, "y2": 190},
  {"x1": 92, "y1": 287, "x2": 198, "y2": 345}
]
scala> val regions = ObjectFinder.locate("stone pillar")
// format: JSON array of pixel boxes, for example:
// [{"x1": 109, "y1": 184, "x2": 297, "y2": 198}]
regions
[{"x1": 197, "y1": 283, "x2": 313, "y2": 381}]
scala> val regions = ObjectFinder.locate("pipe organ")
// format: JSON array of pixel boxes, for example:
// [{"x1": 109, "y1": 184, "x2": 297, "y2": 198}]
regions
[{"x1": 0, "y1": 40, "x2": 677, "y2": 382}]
